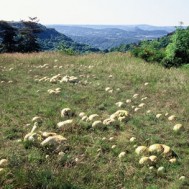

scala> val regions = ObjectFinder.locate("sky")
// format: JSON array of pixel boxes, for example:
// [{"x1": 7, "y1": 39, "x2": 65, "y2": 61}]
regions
[{"x1": 0, "y1": 0, "x2": 189, "y2": 26}]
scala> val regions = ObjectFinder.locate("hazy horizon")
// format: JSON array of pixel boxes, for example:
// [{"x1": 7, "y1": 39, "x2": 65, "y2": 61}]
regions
[
  {"x1": 46, "y1": 24, "x2": 176, "y2": 27},
  {"x1": 1, "y1": 0, "x2": 189, "y2": 26}
]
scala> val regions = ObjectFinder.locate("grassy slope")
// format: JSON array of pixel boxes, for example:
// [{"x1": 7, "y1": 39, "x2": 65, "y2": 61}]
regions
[{"x1": 0, "y1": 52, "x2": 189, "y2": 189}]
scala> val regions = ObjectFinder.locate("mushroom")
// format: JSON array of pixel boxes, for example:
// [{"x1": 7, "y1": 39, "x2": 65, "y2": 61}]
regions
[
  {"x1": 168, "y1": 115, "x2": 176, "y2": 121},
  {"x1": 103, "y1": 118, "x2": 116, "y2": 126},
  {"x1": 148, "y1": 144, "x2": 164, "y2": 154},
  {"x1": 138, "y1": 103, "x2": 145, "y2": 107},
  {"x1": 157, "y1": 166, "x2": 165, "y2": 174},
  {"x1": 61, "y1": 108, "x2": 74, "y2": 118},
  {"x1": 115, "y1": 102, "x2": 125, "y2": 108},
  {"x1": 135, "y1": 146, "x2": 148, "y2": 155},
  {"x1": 41, "y1": 135, "x2": 67, "y2": 147},
  {"x1": 110, "y1": 110, "x2": 130, "y2": 122},
  {"x1": 41, "y1": 132, "x2": 57, "y2": 138},
  {"x1": 130, "y1": 137, "x2": 136, "y2": 143},
  {"x1": 118, "y1": 152, "x2": 126, "y2": 159},
  {"x1": 156, "y1": 114, "x2": 162, "y2": 118},
  {"x1": 79, "y1": 112, "x2": 86, "y2": 118},
  {"x1": 92, "y1": 121, "x2": 103, "y2": 128},
  {"x1": 81, "y1": 116, "x2": 88, "y2": 121},
  {"x1": 141, "y1": 97, "x2": 148, "y2": 101},
  {"x1": 149, "y1": 155, "x2": 158, "y2": 163},
  {"x1": 111, "y1": 145, "x2": 116, "y2": 149},
  {"x1": 134, "y1": 108, "x2": 140, "y2": 112},
  {"x1": 169, "y1": 158, "x2": 177, "y2": 163},
  {"x1": 139, "y1": 157, "x2": 151, "y2": 165},
  {"x1": 146, "y1": 110, "x2": 151, "y2": 114},
  {"x1": 24, "y1": 123, "x2": 41, "y2": 142},
  {"x1": 88, "y1": 114, "x2": 99, "y2": 121},
  {"x1": 179, "y1": 176, "x2": 186, "y2": 181},
  {"x1": 161, "y1": 144, "x2": 172, "y2": 156},
  {"x1": 57, "y1": 120, "x2": 73, "y2": 129},
  {"x1": 173, "y1": 124, "x2": 183, "y2": 132},
  {"x1": 0, "y1": 159, "x2": 8, "y2": 167},
  {"x1": 32, "y1": 116, "x2": 42, "y2": 124},
  {"x1": 126, "y1": 99, "x2": 132, "y2": 103},
  {"x1": 133, "y1": 94, "x2": 139, "y2": 98}
]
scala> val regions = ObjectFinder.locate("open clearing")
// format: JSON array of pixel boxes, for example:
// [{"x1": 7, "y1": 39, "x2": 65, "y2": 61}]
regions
[{"x1": 0, "y1": 52, "x2": 189, "y2": 189}]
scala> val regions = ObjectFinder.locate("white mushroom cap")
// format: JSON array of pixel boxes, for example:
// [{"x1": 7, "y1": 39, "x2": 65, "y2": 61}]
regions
[
  {"x1": 32, "y1": 116, "x2": 42, "y2": 123},
  {"x1": 139, "y1": 157, "x2": 151, "y2": 165},
  {"x1": 111, "y1": 145, "x2": 116, "y2": 149},
  {"x1": 148, "y1": 144, "x2": 164, "y2": 153},
  {"x1": 135, "y1": 146, "x2": 148, "y2": 155},
  {"x1": 161, "y1": 144, "x2": 171, "y2": 155},
  {"x1": 0, "y1": 159, "x2": 8, "y2": 167},
  {"x1": 138, "y1": 103, "x2": 145, "y2": 107},
  {"x1": 173, "y1": 124, "x2": 183, "y2": 132},
  {"x1": 133, "y1": 94, "x2": 139, "y2": 98},
  {"x1": 156, "y1": 114, "x2": 162, "y2": 118},
  {"x1": 57, "y1": 120, "x2": 73, "y2": 129},
  {"x1": 169, "y1": 158, "x2": 177, "y2": 163},
  {"x1": 157, "y1": 166, "x2": 165, "y2": 174},
  {"x1": 79, "y1": 112, "x2": 86, "y2": 118},
  {"x1": 149, "y1": 155, "x2": 158, "y2": 163},
  {"x1": 41, "y1": 135, "x2": 67, "y2": 147},
  {"x1": 130, "y1": 137, "x2": 136, "y2": 143},
  {"x1": 61, "y1": 108, "x2": 73, "y2": 118},
  {"x1": 126, "y1": 99, "x2": 132, "y2": 103},
  {"x1": 179, "y1": 176, "x2": 186, "y2": 181},
  {"x1": 88, "y1": 114, "x2": 99, "y2": 121},
  {"x1": 115, "y1": 102, "x2": 125, "y2": 108},
  {"x1": 118, "y1": 152, "x2": 126, "y2": 159},
  {"x1": 92, "y1": 121, "x2": 103, "y2": 128},
  {"x1": 168, "y1": 115, "x2": 176, "y2": 121}
]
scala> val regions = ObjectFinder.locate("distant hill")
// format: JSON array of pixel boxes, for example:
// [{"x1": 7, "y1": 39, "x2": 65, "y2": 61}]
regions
[
  {"x1": 0, "y1": 21, "x2": 100, "y2": 53},
  {"x1": 48, "y1": 25, "x2": 173, "y2": 50}
]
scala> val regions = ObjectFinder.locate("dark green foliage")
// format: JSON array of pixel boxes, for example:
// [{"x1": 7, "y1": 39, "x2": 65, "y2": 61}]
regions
[
  {"x1": 56, "y1": 41, "x2": 100, "y2": 54},
  {"x1": 17, "y1": 21, "x2": 41, "y2": 52},
  {"x1": 162, "y1": 27, "x2": 189, "y2": 67},
  {"x1": 0, "y1": 19, "x2": 41, "y2": 53},
  {"x1": 118, "y1": 27, "x2": 189, "y2": 68},
  {"x1": 131, "y1": 40, "x2": 165, "y2": 62},
  {"x1": 0, "y1": 20, "x2": 101, "y2": 54},
  {"x1": 0, "y1": 21, "x2": 17, "y2": 52},
  {"x1": 110, "y1": 43, "x2": 135, "y2": 52}
]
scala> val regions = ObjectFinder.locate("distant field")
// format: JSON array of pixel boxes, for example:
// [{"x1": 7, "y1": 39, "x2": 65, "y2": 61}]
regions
[{"x1": 0, "y1": 52, "x2": 189, "y2": 189}]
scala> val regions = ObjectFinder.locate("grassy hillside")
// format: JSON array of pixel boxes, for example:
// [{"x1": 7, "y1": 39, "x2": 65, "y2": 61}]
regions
[{"x1": 0, "y1": 52, "x2": 189, "y2": 189}]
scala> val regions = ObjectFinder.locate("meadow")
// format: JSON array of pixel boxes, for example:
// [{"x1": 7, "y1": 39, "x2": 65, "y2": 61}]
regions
[{"x1": 0, "y1": 52, "x2": 189, "y2": 189}]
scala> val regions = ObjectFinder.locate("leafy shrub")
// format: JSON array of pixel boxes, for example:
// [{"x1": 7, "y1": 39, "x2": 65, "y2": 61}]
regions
[
  {"x1": 162, "y1": 27, "x2": 189, "y2": 67},
  {"x1": 132, "y1": 41, "x2": 165, "y2": 63}
]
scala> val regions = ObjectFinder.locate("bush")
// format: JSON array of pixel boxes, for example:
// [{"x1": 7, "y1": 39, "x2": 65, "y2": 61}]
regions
[
  {"x1": 162, "y1": 27, "x2": 189, "y2": 67},
  {"x1": 132, "y1": 45, "x2": 165, "y2": 63}
]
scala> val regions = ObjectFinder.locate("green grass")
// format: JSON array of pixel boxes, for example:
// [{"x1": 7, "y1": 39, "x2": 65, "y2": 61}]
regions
[{"x1": 0, "y1": 52, "x2": 189, "y2": 189}]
